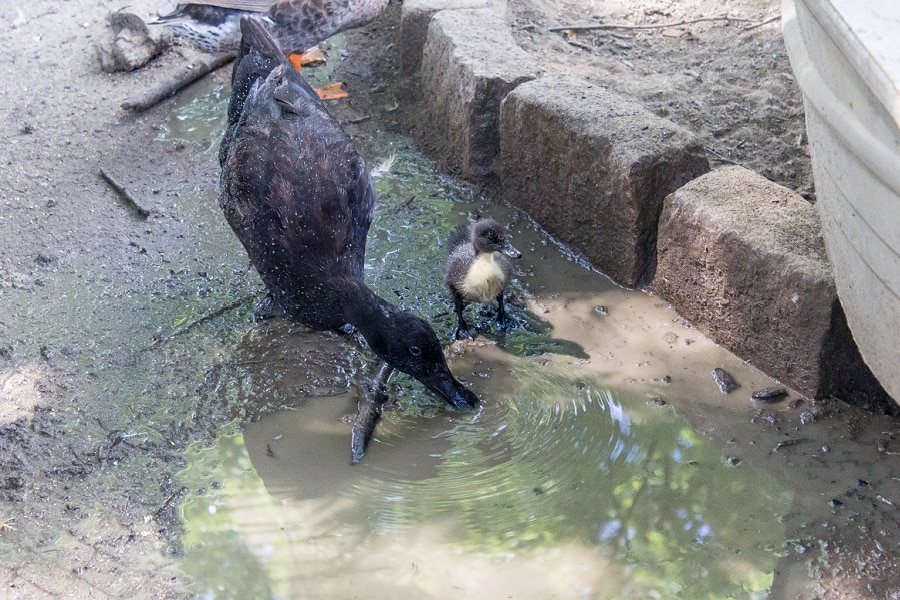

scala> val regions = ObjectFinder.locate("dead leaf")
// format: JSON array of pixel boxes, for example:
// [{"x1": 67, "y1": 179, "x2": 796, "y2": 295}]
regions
[
  {"x1": 315, "y1": 82, "x2": 348, "y2": 100},
  {"x1": 298, "y1": 46, "x2": 326, "y2": 65},
  {"x1": 287, "y1": 53, "x2": 303, "y2": 73}
]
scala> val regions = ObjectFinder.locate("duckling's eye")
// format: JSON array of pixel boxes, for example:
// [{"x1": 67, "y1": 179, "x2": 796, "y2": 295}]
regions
[{"x1": 409, "y1": 346, "x2": 422, "y2": 357}]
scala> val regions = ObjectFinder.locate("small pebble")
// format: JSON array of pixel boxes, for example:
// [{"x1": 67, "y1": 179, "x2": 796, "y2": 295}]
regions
[
  {"x1": 712, "y1": 368, "x2": 738, "y2": 394},
  {"x1": 751, "y1": 386, "x2": 788, "y2": 402}
]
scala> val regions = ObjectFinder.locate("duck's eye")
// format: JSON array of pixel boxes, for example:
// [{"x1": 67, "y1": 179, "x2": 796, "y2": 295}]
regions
[{"x1": 409, "y1": 346, "x2": 422, "y2": 357}]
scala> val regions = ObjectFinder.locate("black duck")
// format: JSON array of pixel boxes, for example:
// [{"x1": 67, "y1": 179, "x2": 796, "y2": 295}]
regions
[{"x1": 219, "y1": 20, "x2": 478, "y2": 459}]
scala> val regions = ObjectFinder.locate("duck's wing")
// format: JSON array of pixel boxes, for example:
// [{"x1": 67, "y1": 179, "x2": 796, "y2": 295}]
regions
[
  {"x1": 220, "y1": 62, "x2": 374, "y2": 299},
  {"x1": 265, "y1": 0, "x2": 388, "y2": 53},
  {"x1": 171, "y1": 0, "x2": 274, "y2": 11}
]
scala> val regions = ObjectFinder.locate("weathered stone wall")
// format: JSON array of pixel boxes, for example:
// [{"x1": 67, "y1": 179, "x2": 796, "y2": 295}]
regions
[
  {"x1": 417, "y1": 8, "x2": 537, "y2": 180},
  {"x1": 651, "y1": 166, "x2": 890, "y2": 406},
  {"x1": 400, "y1": 0, "x2": 507, "y2": 74},
  {"x1": 498, "y1": 76, "x2": 710, "y2": 288}
]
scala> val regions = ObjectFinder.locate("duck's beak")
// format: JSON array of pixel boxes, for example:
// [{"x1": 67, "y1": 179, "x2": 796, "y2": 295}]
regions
[
  {"x1": 502, "y1": 241, "x2": 522, "y2": 259},
  {"x1": 421, "y1": 369, "x2": 479, "y2": 410}
]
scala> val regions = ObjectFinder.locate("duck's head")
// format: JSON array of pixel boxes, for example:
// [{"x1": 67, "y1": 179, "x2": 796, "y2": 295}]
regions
[
  {"x1": 472, "y1": 219, "x2": 522, "y2": 259},
  {"x1": 365, "y1": 309, "x2": 479, "y2": 410}
]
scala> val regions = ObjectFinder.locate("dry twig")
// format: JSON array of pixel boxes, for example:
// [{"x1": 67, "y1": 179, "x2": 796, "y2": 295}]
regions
[
  {"x1": 98, "y1": 167, "x2": 151, "y2": 218},
  {"x1": 121, "y1": 53, "x2": 233, "y2": 112},
  {"x1": 742, "y1": 15, "x2": 780, "y2": 31},
  {"x1": 549, "y1": 15, "x2": 758, "y2": 33}
]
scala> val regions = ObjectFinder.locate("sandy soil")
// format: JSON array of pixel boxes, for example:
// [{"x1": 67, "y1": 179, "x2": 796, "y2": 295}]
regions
[
  {"x1": 0, "y1": 0, "x2": 895, "y2": 597},
  {"x1": 505, "y1": 0, "x2": 812, "y2": 198}
]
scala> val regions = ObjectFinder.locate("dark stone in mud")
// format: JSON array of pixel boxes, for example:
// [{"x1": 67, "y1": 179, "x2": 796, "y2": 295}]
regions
[
  {"x1": 498, "y1": 76, "x2": 710, "y2": 288},
  {"x1": 418, "y1": 8, "x2": 538, "y2": 179},
  {"x1": 652, "y1": 167, "x2": 894, "y2": 413},
  {"x1": 751, "y1": 386, "x2": 788, "y2": 403},
  {"x1": 712, "y1": 368, "x2": 738, "y2": 394}
]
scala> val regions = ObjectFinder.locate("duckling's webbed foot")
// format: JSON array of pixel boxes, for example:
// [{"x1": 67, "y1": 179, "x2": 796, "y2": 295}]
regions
[
  {"x1": 495, "y1": 293, "x2": 517, "y2": 332},
  {"x1": 350, "y1": 363, "x2": 392, "y2": 464},
  {"x1": 252, "y1": 292, "x2": 287, "y2": 322},
  {"x1": 454, "y1": 322, "x2": 474, "y2": 341},
  {"x1": 452, "y1": 293, "x2": 475, "y2": 340}
]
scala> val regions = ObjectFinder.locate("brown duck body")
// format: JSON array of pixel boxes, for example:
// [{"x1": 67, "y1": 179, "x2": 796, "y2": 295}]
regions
[
  {"x1": 219, "y1": 19, "x2": 478, "y2": 413},
  {"x1": 154, "y1": 0, "x2": 388, "y2": 54}
]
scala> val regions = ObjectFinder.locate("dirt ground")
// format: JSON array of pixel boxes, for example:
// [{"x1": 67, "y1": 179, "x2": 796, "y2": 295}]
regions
[
  {"x1": 504, "y1": 0, "x2": 812, "y2": 198},
  {"x1": 0, "y1": 0, "x2": 895, "y2": 597}
]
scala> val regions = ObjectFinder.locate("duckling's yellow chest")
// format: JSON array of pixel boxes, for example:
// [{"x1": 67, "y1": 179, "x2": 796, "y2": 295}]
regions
[{"x1": 461, "y1": 252, "x2": 506, "y2": 302}]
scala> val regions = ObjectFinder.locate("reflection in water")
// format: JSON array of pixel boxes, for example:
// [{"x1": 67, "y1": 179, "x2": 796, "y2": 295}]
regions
[
  {"x1": 171, "y1": 81, "x2": 791, "y2": 599},
  {"x1": 178, "y1": 364, "x2": 790, "y2": 598}
]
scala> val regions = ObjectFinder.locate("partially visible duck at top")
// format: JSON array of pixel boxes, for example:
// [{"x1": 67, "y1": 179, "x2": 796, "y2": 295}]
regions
[
  {"x1": 219, "y1": 20, "x2": 478, "y2": 427},
  {"x1": 445, "y1": 218, "x2": 522, "y2": 341},
  {"x1": 152, "y1": 0, "x2": 389, "y2": 55}
]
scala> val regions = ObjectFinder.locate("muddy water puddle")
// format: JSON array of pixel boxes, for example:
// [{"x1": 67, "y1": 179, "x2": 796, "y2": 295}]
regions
[{"x1": 148, "y1": 77, "x2": 893, "y2": 598}]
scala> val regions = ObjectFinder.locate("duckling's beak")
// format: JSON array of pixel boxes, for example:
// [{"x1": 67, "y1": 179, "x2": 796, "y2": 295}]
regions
[
  {"x1": 422, "y1": 370, "x2": 479, "y2": 411},
  {"x1": 502, "y1": 241, "x2": 522, "y2": 259}
]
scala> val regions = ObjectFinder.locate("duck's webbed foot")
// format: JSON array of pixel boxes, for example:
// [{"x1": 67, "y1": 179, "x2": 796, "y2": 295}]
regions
[
  {"x1": 350, "y1": 363, "x2": 392, "y2": 464},
  {"x1": 495, "y1": 293, "x2": 517, "y2": 332},
  {"x1": 252, "y1": 292, "x2": 287, "y2": 322}
]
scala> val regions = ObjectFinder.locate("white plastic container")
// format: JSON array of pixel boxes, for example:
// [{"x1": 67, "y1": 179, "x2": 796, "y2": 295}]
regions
[{"x1": 782, "y1": 0, "x2": 900, "y2": 404}]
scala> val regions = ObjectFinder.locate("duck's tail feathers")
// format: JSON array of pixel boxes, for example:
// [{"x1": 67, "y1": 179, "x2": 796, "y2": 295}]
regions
[
  {"x1": 238, "y1": 17, "x2": 283, "y2": 65},
  {"x1": 226, "y1": 18, "x2": 286, "y2": 125},
  {"x1": 230, "y1": 18, "x2": 323, "y2": 116}
]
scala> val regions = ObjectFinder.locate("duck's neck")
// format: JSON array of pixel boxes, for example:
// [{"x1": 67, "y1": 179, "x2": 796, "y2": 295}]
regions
[{"x1": 341, "y1": 282, "x2": 399, "y2": 358}]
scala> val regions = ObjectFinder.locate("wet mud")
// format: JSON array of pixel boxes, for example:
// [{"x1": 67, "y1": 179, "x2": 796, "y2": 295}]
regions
[{"x1": 0, "y1": 0, "x2": 898, "y2": 598}]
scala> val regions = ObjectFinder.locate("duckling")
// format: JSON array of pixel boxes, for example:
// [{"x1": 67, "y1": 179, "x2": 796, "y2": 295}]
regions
[
  {"x1": 219, "y1": 20, "x2": 478, "y2": 433},
  {"x1": 445, "y1": 218, "x2": 522, "y2": 340},
  {"x1": 152, "y1": 0, "x2": 388, "y2": 55}
]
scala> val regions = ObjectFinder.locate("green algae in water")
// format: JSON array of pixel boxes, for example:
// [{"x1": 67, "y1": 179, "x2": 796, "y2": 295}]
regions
[{"x1": 157, "y1": 82, "x2": 229, "y2": 152}]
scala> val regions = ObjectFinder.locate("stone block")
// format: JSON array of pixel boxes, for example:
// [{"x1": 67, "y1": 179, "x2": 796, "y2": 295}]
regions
[
  {"x1": 400, "y1": 0, "x2": 507, "y2": 74},
  {"x1": 498, "y1": 75, "x2": 710, "y2": 288},
  {"x1": 418, "y1": 8, "x2": 537, "y2": 180},
  {"x1": 651, "y1": 165, "x2": 891, "y2": 407}
]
